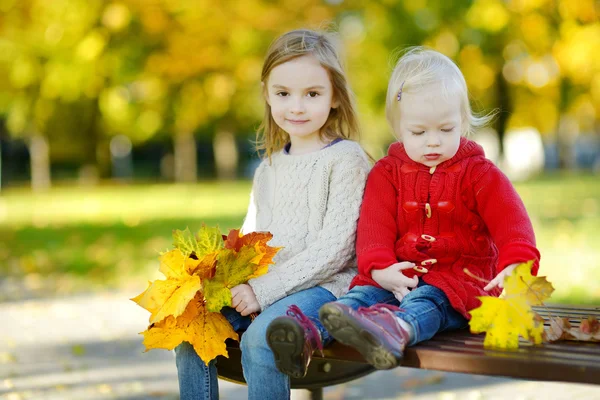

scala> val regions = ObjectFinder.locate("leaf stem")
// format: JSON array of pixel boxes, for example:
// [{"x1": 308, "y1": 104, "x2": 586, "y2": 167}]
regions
[{"x1": 463, "y1": 268, "x2": 491, "y2": 284}]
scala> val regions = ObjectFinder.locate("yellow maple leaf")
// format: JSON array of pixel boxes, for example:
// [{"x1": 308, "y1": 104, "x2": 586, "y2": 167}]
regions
[
  {"x1": 470, "y1": 296, "x2": 544, "y2": 349},
  {"x1": 140, "y1": 293, "x2": 239, "y2": 363},
  {"x1": 503, "y1": 261, "x2": 554, "y2": 306},
  {"x1": 131, "y1": 249, "x2": 202, "y2": 324},
  {"x1": 469, "y1": 260, "x2": 549, "y2": 349},
  {"x1": 173, "y1": 225, "x2": 223, "y2": 259}
]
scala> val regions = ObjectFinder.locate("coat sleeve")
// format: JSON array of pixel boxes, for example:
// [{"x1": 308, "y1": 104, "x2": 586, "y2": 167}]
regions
[
  {"x1": 470, "y1": 161, "x2": 541, "y2": 275},
  {"x1": 248, "y1": 154, "x2": 370, "y2": 310},
  {"x1": 355, "y1": 160, "x2": 400, "y2": 279}
]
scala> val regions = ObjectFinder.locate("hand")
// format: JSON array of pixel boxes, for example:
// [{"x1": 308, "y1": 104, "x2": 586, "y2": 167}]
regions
[
  {"x1": 371, "y1": 262, "x2": 419, "y2": 301},
  {"x1": 484, "y1": 263, "x2": 519, "y2": 291},
  {"x1": 230, "y1": 284, "x2": 261, "y2": 316}
]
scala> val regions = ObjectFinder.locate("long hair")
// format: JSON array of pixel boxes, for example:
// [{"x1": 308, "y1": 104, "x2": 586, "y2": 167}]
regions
[
  {"x1": 386, "y1": 46, "x2": 497, "y2": 137},
  {"x1": 256, "y1": 29, "x2": 361, "y2": 159}
]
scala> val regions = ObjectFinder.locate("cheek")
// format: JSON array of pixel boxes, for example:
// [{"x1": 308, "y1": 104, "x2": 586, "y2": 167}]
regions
[{"x1": 269, "y1": 104, "x2": 284, "y2": 118}]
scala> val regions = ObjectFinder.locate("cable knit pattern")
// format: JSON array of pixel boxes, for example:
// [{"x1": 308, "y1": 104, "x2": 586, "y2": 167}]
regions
[
  {"x1": 350, "y1": 137, "x2": 540, "y2": 319},
  {"x1": 242, "y1": 140, "x2": 371, "y2": 310}
]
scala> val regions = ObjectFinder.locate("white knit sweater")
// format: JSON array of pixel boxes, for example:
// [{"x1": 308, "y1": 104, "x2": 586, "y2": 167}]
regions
[{"x1": 242, "y1": 140, "x2": 371, "y2": 310}]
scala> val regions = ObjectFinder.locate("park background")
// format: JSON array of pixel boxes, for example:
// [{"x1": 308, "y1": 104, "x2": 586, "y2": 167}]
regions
[{"x1": 0, "y1": 0, "x2": 599, "y2": 399}]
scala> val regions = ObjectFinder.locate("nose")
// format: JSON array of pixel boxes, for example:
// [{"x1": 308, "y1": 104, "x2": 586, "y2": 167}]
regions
[
  {"x1": 426, "y1": 132, "x2": 441, "y2": 147},
  {"x1": 289, "y1": 96, "x2": 305, "y2": 114}
]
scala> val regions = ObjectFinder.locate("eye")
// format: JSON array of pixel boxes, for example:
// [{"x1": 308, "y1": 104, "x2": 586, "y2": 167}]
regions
[
  {"x1": 441, "y1": 127, "x2": 454, "y2": 133},
  {"x1": 410, "y1": 131, "x2": 425, "y2": 136},
  {"x1": 307, "y1": 91, "x2": 319, "y2": 98},
  {"x1": 276, "y1": 91, "x2": 289, "y2": 97}
]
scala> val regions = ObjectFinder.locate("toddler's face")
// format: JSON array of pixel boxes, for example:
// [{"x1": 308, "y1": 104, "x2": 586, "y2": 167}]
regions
[
  {"x1": 396, "y1": 85, "x2": 462, "y2": 167},
  {"x1": 266, "y1": 54, "x2": 336, "y2": 143}
]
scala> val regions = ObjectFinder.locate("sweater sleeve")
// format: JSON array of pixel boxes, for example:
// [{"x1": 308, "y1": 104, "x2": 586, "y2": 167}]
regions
[
  {"x1": 241, "y1": 161, "x2": 268, "y2": 234},
  {"x1": 355, "y1": 160, "x2": 400, "y2": 279},
  {"x1": 471, "y1": 161, "x2": 541, "y2": 275},
  {"x1": 247, "y1": 154, "x2": 370, "y2": 310}
]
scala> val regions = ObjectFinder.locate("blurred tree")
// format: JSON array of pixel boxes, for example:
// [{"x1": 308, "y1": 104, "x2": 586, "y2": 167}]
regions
[
  {"x1": 1, "y1": 0, "x2": 598, "y2": 185},
  {"x1": 119, "y1": 0, "x2": 340, "y2": 181}
]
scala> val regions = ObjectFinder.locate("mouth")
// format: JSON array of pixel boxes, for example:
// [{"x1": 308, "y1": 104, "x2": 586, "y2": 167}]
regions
[
  {"x1": 286, "y1": 119, "x2": 309, "y2": 125},
  {"x1": 424, "y1": 154, "x2": 441, "y2": 161}
]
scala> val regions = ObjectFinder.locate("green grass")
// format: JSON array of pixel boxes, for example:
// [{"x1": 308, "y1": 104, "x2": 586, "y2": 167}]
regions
[{"x1": 0, "y1": 175, "x2": 599, "y2": 304}]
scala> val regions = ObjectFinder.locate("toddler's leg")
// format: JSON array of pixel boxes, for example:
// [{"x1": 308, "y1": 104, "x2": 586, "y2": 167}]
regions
[
  {"x1": 320, "y1": 284, "x2": 468, "y2": 370},
  {"x1": 243, "y1": 286, "x2": 335, "y2": 400},
  {"x1": 394, "y1": 284, "x2": 468, "y2": 346},
  {"x1": 175, "y1": 307, "x2": 250, "y2": 400}
]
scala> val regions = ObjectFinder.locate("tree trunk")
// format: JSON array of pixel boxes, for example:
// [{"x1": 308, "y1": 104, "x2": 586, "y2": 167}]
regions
[
  {"x1": 556, "y1": 78, "x2": 573, "y2": 169},
  {"x1": 495, "y1": 70, "x2": 511, "y2": 156},
  {"x1": 79, "y1": 98, "x2": 101, "y2": 185},
  {"x1": 213, "y1": 129, "x2": 238, "y2": 180},
  {"x1": 29, "y1": 134, "x2": 51, "y2": 191},
  {"x1": 174, "y1": 131, "x2": 197, "y2": 182}
]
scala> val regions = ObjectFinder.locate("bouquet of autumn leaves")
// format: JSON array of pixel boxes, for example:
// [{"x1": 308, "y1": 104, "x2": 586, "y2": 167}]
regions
[{"x1": 131, "y1": 226, "x2": 281, "y2": 364}]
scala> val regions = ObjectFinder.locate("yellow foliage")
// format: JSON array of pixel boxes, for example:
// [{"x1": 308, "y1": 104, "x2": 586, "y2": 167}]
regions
[
  {"x1": 469, "y1": 260, "x2": 554, "y2": 349},
  {"x1": 141, "y1": 293, "x2": 239, "y2": 362},
  {"x1": 131, "y1": 225, "x2": 280, "y2": 364}
]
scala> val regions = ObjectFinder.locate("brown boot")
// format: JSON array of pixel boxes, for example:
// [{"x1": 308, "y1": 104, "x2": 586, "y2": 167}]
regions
[
  {"x1": 319, "y1": 302, "x2": 410, "y2": 369},
  {"x1": 266, "y1": 305, "x2": 323, "y2": 378}
]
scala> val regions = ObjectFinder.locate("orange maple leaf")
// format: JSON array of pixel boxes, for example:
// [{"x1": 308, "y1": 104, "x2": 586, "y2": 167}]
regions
[{"x1": 140, "y1": 293, "x2": 239, "y2": 363}]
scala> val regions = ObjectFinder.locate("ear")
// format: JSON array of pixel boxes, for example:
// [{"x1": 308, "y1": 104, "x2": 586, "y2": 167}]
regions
[
  {"x1": 331, "y1": 95, "x2": 340, "y2": 109},
  {"x1": 262, "y1": 82, "x2": 270, "y2": 106}
]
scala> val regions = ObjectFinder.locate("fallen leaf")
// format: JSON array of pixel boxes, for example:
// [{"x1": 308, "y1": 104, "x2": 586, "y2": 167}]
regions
[{"x1": 545, "y1": 316, "x2": 600, "y2": 342}]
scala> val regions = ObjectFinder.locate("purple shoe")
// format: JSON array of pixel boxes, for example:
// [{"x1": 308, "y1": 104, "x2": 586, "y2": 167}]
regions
[
  {"x1": 319, "y1": 302, "x2": 410, "y2": 369},
  {"x1": 266, "y1": 305, "x2": 323, "y2": 378}
]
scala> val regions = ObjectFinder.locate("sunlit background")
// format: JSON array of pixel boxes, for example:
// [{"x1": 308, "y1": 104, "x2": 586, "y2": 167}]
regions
[{"x1": 0, "y1": 1, "x2": 599, "y2": 398}]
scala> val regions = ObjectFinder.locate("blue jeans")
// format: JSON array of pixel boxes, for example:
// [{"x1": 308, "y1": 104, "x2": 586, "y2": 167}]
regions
[
  {"x1": 175, "y1": 286, "x2": 336, "y2": 400},
  {"x1": 329, "y1": 282, "x2": 468, "y2": 346}
]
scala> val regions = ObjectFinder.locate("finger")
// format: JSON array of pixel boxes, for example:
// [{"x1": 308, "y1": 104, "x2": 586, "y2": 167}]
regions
[
  {"x1": 242, "y1": 302, "x2": 259, "y2": 316},
  {"x1": 399, "y1": 287, "x2": 410, "y2": 298},
  {"x1": 409, "y1": 276, "x2": 419, "y2": 288},
  {"x1": 393, "y1": 291, "x2": 404, "y2": 302},
  {"x1": 231, "y1": 291, "x2": 242, "y2": 307},
  {"x1": 397, "y1": 275, "x2": 418, "y2": 288},
  {"x1": 498, "y1": 278, "x2": 505, "y2": 289},
  {"x1": 241, "y1": 305, "x2": 256, "y2": 316},
  {"x1": 236, "y1": 302, "x2": 248, "y2": 314},
  {"x1": 484, "y1": 279, "x2": 498, "y2": 291},
  {"x1": 397, "y1": 262, "x2": 417, "y2": 271}
]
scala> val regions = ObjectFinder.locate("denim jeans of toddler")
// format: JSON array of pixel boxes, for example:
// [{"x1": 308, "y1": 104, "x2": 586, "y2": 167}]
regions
[{"x1": 330, "y1": 282, "x2": 468, "y2": 346}]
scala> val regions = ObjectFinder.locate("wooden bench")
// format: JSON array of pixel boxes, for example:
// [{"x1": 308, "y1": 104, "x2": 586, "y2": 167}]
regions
[{"x1": 216, "y1": 304, "x2": 600, "y2": 399}]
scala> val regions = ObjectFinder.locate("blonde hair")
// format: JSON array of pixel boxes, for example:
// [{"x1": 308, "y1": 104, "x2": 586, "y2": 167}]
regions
[
  {"x1": 385, "y1": 47, "x2": 496, "y2": 137},
  {"x1": 256, "y1": 29, "x2": 361, "y2": 159}
]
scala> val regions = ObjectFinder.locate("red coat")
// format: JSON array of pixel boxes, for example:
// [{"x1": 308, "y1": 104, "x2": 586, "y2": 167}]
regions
[{"x1": 350, "y1": 138, "x2": 540, "y2": 319}]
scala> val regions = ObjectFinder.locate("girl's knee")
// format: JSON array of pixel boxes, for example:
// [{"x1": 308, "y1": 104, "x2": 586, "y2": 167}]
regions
[{"x1": 240, "y1": 321, "x2": 269, "y2": 353}]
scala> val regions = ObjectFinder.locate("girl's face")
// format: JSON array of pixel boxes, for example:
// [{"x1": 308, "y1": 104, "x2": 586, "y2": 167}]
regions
[
  {"x1": 266, "y1": 54, "x2": 337, "y2": 145},
  {"x1": 396, "y1": 85, "x2": 462, "y2": 167}
]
